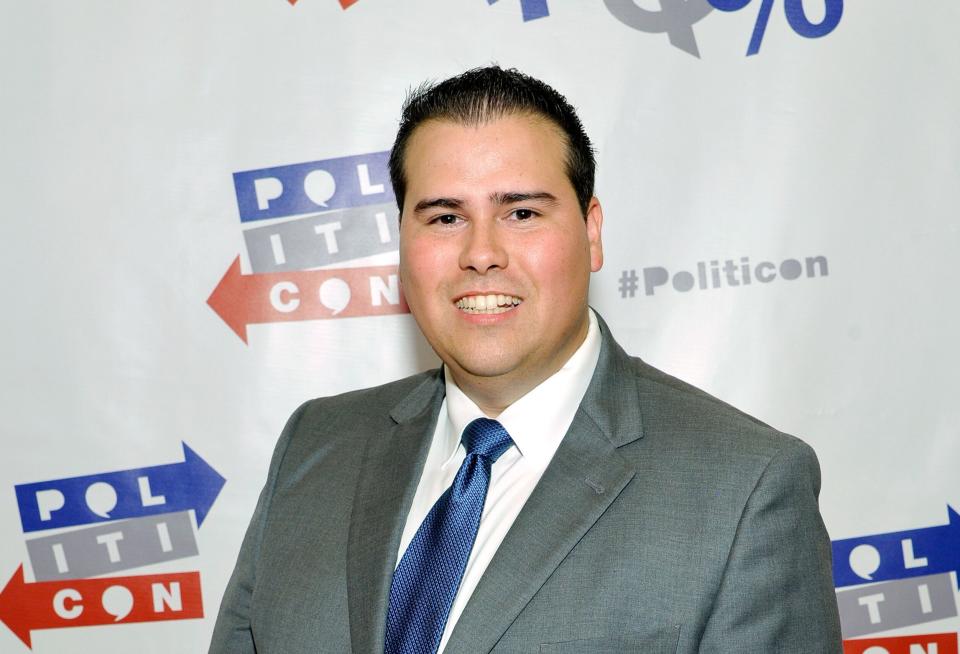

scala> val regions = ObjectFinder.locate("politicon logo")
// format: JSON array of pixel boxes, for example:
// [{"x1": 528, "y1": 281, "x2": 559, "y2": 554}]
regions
[
  {"x1": 616, "y1": 254, "x2": 830, "y2": 298},
  {"x1": 833, "y1": 506, "x2": 960, "y2": 653},
  {"x1": 290, "y1": 0, "x2": 845, "y2": 58},
  {"x1": 0, "y1": 444, "x2": 225, "y2": 650},
  {"x1": 207, "y1": 150, "x2": 409, "y2": 344}
]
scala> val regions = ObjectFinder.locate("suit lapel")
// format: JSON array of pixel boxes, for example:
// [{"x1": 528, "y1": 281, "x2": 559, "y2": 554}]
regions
[
  {"x1": 347, "y1": 372, "x2": 445, "y2": 654},
  {"x1": 445, "y1": 314, "x2": 645, "y2": 653}
]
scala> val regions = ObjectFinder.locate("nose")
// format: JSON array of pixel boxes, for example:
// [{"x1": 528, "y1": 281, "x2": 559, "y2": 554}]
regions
[{"x1": 459, "y1": 218, "x2": 508, "y2": 274}]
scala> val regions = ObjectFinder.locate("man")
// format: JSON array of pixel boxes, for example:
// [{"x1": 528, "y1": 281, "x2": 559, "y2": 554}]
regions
[{"x1": 210, "y1": 66, "x2": 842, "y2": 653}]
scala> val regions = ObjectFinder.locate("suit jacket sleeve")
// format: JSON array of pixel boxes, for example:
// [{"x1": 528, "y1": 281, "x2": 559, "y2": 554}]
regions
[
  {"x1": 207, "y1": 402, "x2": 307, "y2": 654},
  {"x1": 698, "y1": 437, "x2": 842, "y2": 652}
]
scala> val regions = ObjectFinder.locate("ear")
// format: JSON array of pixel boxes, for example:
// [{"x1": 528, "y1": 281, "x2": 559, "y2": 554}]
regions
[{"x1": 585, "y1": 196, "x2": 604, "y2": 273}]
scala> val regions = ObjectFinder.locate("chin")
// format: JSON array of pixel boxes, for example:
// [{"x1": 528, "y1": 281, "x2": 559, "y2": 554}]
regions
[{"x1": 448, "y1": 354, "x2": 522, "y2": 381}]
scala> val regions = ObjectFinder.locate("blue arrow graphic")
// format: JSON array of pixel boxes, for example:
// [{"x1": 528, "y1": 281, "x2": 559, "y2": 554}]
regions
[
  {"x1": 15, "y1": 442, "x2": 225, "y2": 532},
  {"x1": 832, "y1": 505, "x2": 960, "y2": 589},
  {"x1": 487, "y1": 0, "x2": 550, "y2": 21}
]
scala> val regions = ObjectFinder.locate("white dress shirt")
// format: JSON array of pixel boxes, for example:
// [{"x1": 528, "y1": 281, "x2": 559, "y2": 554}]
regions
[{"x1": 395, "y1": 310, "x2": 602, "y2": 653}]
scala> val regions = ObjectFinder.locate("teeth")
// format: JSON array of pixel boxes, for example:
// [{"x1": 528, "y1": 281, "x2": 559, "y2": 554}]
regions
[{"x1": 455, "y1": 294, "x2": 522, "y2": 314}]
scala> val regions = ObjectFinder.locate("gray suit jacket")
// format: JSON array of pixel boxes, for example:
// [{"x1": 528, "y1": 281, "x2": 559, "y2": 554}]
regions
[{"x1": 210, "y1": 316, "x2": 842, "y2": 653}]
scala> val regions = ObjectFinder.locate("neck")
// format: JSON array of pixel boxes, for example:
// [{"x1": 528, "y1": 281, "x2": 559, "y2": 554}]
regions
[{"x1": 448, "y1": 374, "x2": 523, "y2": 419}]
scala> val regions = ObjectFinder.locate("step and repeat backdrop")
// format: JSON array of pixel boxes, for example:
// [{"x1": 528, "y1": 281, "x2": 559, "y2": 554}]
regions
[{"x1": 1, "y1": 1, "x2": 958, "y2": 652}]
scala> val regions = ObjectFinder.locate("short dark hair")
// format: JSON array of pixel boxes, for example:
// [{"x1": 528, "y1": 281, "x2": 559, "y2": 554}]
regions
[{"x1": 389, "y1": 66, "x2": 596, "y2": 215}]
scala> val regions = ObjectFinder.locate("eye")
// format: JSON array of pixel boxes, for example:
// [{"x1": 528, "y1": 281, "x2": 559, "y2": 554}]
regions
[
  {"x1": 430, "y1": 214, "x2": 461, "y2": 226},
  {"x1": 511, "y1": 208, "x2": 537, "y2": 220}
]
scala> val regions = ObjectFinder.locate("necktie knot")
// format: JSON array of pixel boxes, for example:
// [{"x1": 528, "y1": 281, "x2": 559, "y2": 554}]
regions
[{"x1": 462, "y1": 418, "x2": 513, "y2": 462}]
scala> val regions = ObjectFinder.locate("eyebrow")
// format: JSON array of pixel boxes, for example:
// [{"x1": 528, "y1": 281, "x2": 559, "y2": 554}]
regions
[
  {"x1": 413, "y1": 197, "x2": 463, "y2": 213},
  {"x1": 490, "y1": 191, "x2": 559, "y2": 206},
  {"x1": 412, "y1": 191, "x2": 559, "y2": 214}
]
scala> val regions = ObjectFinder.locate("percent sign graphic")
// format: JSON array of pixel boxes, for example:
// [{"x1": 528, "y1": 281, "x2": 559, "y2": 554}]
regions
[{"x1": 708, "y1": 0, "x2": 842, "y2": 55}]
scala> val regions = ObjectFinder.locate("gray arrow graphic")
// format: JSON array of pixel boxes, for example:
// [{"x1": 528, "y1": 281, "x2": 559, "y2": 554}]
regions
[
  {"x1": 26, "y1": 511, "x2": 198, "y2": 581},
  {"x1": 835, "y1": 573, "x2": 958, "y2": 638}
]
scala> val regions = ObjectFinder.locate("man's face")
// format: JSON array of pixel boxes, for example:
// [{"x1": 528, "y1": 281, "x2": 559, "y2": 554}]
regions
[{"x1": 398, "y1": 113, "x2": 603, "y2": 408}]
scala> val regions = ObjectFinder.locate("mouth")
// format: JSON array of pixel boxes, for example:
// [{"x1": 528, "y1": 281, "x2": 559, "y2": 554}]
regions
[{"x1": 455, "y1": 293, "x2": 522, "y2": 315}]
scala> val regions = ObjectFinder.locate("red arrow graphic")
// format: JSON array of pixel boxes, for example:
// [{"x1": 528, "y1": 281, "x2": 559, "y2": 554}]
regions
[
  {"x1": 207, "y1": 257, "x2": 409, "y2": 343},
  {"x1": 0, "y1": 565, "x2": 203, "y2": 649},
  {"x1": 287, "y1": 0, "x2": 359, "y2": 7},
  {"x1": 844, "y1": 633, "x2": 958, "y2": 654}
]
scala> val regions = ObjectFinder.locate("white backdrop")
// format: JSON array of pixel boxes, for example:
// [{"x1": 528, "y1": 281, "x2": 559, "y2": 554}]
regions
[{"x1": 2, "y1": 1, "x2": 958, "y2": 652}]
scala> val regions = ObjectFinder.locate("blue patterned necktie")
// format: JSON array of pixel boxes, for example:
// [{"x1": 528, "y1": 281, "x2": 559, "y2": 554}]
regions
[{"x1": 384, "y1": 417, "x2": 514, "y2": 654}]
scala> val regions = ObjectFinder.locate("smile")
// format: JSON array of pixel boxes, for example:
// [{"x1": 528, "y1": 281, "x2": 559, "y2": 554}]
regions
[{"x1": 455, "y1": 294, "x2": 522, "y2": 314}]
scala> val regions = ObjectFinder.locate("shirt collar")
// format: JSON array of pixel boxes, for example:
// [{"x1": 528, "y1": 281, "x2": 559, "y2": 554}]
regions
[{"x1": 442, "y1": 309, "x2": 602, "y2": 465}]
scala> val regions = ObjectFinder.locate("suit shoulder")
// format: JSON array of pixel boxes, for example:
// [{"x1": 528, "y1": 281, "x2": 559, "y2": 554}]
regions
[
  {"x1": 625, "y1": 356, "x2": 807, "y2": 458},
  {"x1": 297, "y1": 368, "x2": 440, "y2": 415},
  {"x1": 266, "y1": 368, "x2": 442, "y2": 479},
  {"x1": 616, "y1": 357, "x2": 825, "y2": 536},
  {"x1": 281, "y1": 368, "x2": 442, "y2": 443}
]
